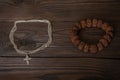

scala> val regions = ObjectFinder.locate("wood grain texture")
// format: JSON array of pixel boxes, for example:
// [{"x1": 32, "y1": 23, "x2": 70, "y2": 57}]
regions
[
  {"x1": 0, "y1": 0, "x2": 120, "y2": 80},
  {"x1": 0, "y1": 58, "x2": 120, "y2": 80}
]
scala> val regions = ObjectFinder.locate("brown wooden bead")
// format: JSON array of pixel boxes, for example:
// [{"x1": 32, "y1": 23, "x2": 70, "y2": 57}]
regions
[
  {"x1": 75, "y1": 22, "x2": 81, "y2": 29},
  {"x1": 71, "y1": 36, "x2": 79, "y2": 42},
  {"x1": 70, "y1": 26, "x2": 79, "y2": 37},
  {"x1": 106, "y1": 26, "x2": 113, "y2": 32},
  {"x1": 78, "y1": 41, "x2": 85, "y2": 50},
  {"x1": 99, "y1": 38, "x2": 108, "y2": 47},
  {"x1": 71, "y1": 36, "x2": 80, "y2": 46},
  {"x1": 83, "y1": 44, "x2": 89, "y2": 53},
  {"x1": 72, "y1": 25, "x2": 79, "y2": 31},
  {"x1": 102, "y1": 23, "x2": 109, "y2": 31},
  {"x1": 97, "y1": 20, "x2": 103, "y2": 28},
  {"x1": 92, "y1": 19, "x2": 98, "y2": 27},
  {"x1": 97, "y1": 42, "x2": 104, "y2": 51},
  {"x1": 86, "y1": 19, "x2": 92, "y2": 27},
  {"x1": 70, "y1": 29, "x2": 77, "y2": 34},
  {"x1": 89, "y1": 45, "x2": 98, "y2": 53},
  {"x1": 74, "y1": 39, "x2": 80, "y2": 47},
  {"x1": 80, "y1": 20, "x2": 86, "y2": 28},
  {"x1": 107, "y1": 31, "x2": 113, "y2": 38},
  {"x1": 70, "y1": 30, "x2": 77, "y2": 37},
  {"x1": 103, "y1": 34, "x2": 111, "y2": 42}
]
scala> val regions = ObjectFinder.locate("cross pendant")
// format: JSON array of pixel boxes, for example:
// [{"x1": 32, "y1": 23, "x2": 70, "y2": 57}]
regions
[{"x1": 24, "y1": 54, "x2": 31, "y2": 65}]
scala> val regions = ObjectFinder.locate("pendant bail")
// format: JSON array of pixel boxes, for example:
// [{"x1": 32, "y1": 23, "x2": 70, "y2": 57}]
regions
[{"x1": 24, "y1": 54, "x2": 31, "y2": 65}]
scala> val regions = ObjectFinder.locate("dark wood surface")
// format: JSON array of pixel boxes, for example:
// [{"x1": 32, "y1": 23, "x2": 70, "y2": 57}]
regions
[{"x1": 0, "y1": 0, "x2": 120, "y2": 80}]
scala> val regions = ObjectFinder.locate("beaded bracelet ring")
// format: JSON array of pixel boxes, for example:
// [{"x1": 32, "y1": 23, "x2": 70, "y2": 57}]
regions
[{"x1": 70, "y1": 19, "x2": 114, "y2": 53}]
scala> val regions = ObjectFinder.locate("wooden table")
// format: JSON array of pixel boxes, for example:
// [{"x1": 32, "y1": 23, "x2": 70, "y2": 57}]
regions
[{"x1": 0, "y1": 0, "x2": 120, "y2": 80}]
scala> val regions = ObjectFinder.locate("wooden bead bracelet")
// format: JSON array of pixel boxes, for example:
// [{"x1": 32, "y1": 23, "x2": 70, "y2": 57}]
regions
[{"x1": 70, "y1": 19, "x2": 114, "y2": 53}]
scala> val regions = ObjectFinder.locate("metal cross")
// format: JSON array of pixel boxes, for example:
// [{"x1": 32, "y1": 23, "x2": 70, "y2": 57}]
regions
[{"x1": 24, "y1": 54, "x2": 31, "y2": 65}]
